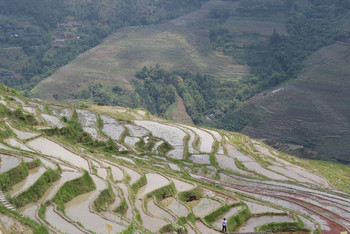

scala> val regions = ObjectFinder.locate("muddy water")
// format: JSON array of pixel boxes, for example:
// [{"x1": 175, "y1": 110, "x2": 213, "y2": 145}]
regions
[
  {"x1": 37, "y1": 156, "x2": 56, "y2": 169},
  {"x1": 215, "y1": 154, "x2": 251, "y2": 175},
  {"x1": 19, "y1": 203, "x2": 40, "y2": 223},
  {"x1": 124, "y1": 124, "x2": 149, "y2": 137},
  {"x1": 38, "y1": 171, "x2": 82, "y2": 203},
  {"x1": 203, "y1": 128, "x2": 224, "y2": 154},
  {"x1": 238, "y1": 215, "x2": 294, "y2": 232},
  {"x1": 137, "y1": 173, "x2": 170, "y2": 198},
  {"x1": 27, "y1": 137, "x2": 89, "y2": 170},
  {"x1": 243, "y1": 161, "x2": 289, "y2": 180},
  {"x1": 96, "y1": 167, "x2": 108, "y2": 179},
  {"x1": 124, "y1": 136, "x2": 139, "y2": 148},
  {"x1": 135, "y1": 199, "x2": 167, "y2": 232},
  {"x1": 21, "y1": 156, "x2": 34, "y2": 163},
  {"x1": 166, "y1": 199, "x2": 189, "y2": 217},
  {"x1": 182, "y1": 125, "x2": 214, "y2": 153},
  {"x1": 101, "y1": 115, "x2": 125, "y2": 141},
  {"x1": 193, "y1": 198, "x2": 222, "y2": 217},
  {"x1": 212, "y1": 206, "x2": 242, "y2": 229},
  {"x1": 147, "y1": 199, "x2": 175, "y2": 222},
  {"x1": 117, "y1": 183, "x2": 133, "y2": 220},
  {"x1": 45, "y1": 205, "x2": 84, "y2": 234},
  {"x1": 171, "y1": 178, "x2": 195, "y2": 192},
  {"x1": 101, "y1": 162, "x2": 123, "y2": 181},
  {"x1": 195, "y1": 220, "x2": 220, "y2": 234},
  {"x1": 0, "y1": 143, "x2": 11, "y2": 150},
  {"x1": 41, "y1": 114, "x2": 64, "y2": 128},
  {"x1": 169, "y1": 163, "x2": 181, "y2": 171},
  {"x1": 175, "y1": 124, "x2": 198, "y2": 154},
  {"x1": 269, "y1": 165, "x2": 314, "y2": 184},
  {"x1": 245, "y1": 201, "x2": 283, "y2": 214},
  {"x1": 134, "y1": 121, "x2": 186, "y2": 159},
  {"x1": 65, "y1": 175, "x2": 127, "y2": 233},
  {"x1": 0, "y1": 154, "x2": 20, "y2": 173},
  {"x1": 5, "y1": 123, "x2": 39, "y2": 140},
  {"x1": 186, "y1": 224, "x2": 197, "y2": 234},
  {"x1": 119, "y1": 165, "x2": 140, "y2": 185},
  {"x1": 9, "y1": 166, "x2": 46, "y2": 197},
  {"x1": 189, "y1": 154, "x2": 211, "y2": 164},
  {"x1": 5, "y1": 138, "x2": 35, "y2": 152}
]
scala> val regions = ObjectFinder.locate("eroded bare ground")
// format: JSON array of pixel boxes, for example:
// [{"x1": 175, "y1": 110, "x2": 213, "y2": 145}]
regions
[{"x1": 0, "y1": 95, "x2": 349, "y2": 233}]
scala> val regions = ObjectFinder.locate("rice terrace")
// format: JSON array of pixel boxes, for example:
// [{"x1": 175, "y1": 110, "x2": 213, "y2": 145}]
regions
[
  {"x1": 1, "y1": 0, "x2": 350, "y2": 233},
  {"x1": 0, "y1": 83, "x2": 349, "y2": 233}
]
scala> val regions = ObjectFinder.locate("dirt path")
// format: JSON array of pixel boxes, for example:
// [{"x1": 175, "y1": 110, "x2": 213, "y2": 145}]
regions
[{"x1": 171, "y1": 94, "x2": 193, "y2": 125}]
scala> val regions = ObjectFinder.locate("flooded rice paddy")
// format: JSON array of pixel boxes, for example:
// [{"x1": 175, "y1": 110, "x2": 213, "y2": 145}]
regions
[
  {"x1": 9, "y1": 166, "x2": 46, "y2": 196},
  {"x1": 137, "y1": 173, "x2": 170, "y2": 198},
  {"x1": 27, "y1": 137, "x2": 89, "y2": 170},
  {"x1": 192, "y1": 198, "x2": 222, "y2": 217},
  {"x1": 0, "y1": 154, "x2": 20, "y2": 173},
  {"x1": 238, "y1": 215, "x2": 294, "y2": 232}
]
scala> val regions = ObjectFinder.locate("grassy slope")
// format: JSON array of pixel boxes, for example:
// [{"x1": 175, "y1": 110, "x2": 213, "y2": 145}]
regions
[
  {"x1": 32, "y1": 0, "x2": 284, "y2": 101},
  {"x1": 235, "y1": 42, "x2": 350, "y2": 163}
]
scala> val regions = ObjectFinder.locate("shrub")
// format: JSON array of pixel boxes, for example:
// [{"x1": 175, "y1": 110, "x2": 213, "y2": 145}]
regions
[
  {"x1": 178, "y1": 186, "x2": 202, "y2": 202},
  {"x1": 52, "y1": 171, "x2": 95, "y2": 212}
]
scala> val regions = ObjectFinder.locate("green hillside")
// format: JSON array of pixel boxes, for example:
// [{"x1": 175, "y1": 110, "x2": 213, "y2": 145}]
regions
[
  {"x1": 0, "y1": 83, "x2": 350, "y2": 233},
  {"x1": 31, "y1": 0, "x2": 350, "y2": 163},
  {"x1": 0, "y1": 0, "x2": 207, "y2": 92},
  {"x1": 232, "y1": 42, "x2": 350, "y2": 164}
]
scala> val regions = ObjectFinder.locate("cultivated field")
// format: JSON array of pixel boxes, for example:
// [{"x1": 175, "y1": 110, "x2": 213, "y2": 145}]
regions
[
  {"x1": 0, "y1": 89, "x2": 349, "y2": 233},
  {"x1": 236, "y1": 42, "x2": 350, "y2": 163}
]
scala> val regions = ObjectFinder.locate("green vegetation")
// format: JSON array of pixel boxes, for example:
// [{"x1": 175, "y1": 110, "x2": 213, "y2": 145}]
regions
[
  {"x1": 52, "y1": 171, "x2": 95, "y2": 212},
  {"x1": 159, "y1": 224, "x2": 175, "y2": 233},
  {"x1": 0, "y1": 205, "x2": 49, "y2": 234},
  {"x1": 43, "y1": 110, "x2": 118, "y2": 152},
  {"x1": 0, "y1": 0, "x2": 207, "y2": 93},
  {"x1": 178, "y1": 186, "x2": 202, "y2": 202},
  {"x1": 227, "y1": 204, "x2": 251, "y2": 232},
  {"x1": 157, "y1": 141, "x2": 174, "y2": 156},
  {"x1": 130, "y1": 175, "x2": 147, "y2": 195},
  {"x1": 11, "y1": 168, "x2": 61, "y2": 207},
  {"x1": 204, "y1": 202, "x2": 242, "y2": 224},
  {"x1": 0, "y1": 161, "x2": 28, "y2": 191},
  {"x1": 209, "y1": 153, "x2": 219, "y2": 168},
  {"x1": 114, "y1": 199, "x2": 128, "y2": 216},
  {"x1": 0, "y1": 105, "x2": 37, "y2": 125},
  {"x1": 26, "y1": 158, "x2": 41, "y2": 169},
  {"x1": 145, "y1": 182, "x2": 177, "y2": 202},
  {"x1": 257, "y1": 216, "x2": 309, "y2": 232},
  {"x1": 93, "y1": 184, "x2": 115, "y2": 212}
]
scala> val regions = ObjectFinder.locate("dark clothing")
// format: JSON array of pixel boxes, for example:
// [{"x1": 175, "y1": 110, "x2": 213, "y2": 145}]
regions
[{"x1": 222, "y1": 225, "x2": 227, "y2": 232}]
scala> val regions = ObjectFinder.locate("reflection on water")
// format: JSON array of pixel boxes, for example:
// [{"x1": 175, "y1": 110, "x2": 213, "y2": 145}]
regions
[
  {"x1": 46, "y1": 205, "x2": 84, "y2": 234},
  {"x1": 65, "y1": 175, "x2": 126, "y2": 233},
  {"x1": 0, "y1": 154, "x2": 20, "y2": 173},
  {"x1": 9, "y1": 166, "x2": 46, "y2": 197}
]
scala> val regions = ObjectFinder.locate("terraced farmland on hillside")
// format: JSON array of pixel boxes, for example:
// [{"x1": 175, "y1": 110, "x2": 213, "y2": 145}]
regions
[
  {"x1": 235, "y1": 42, "x2": 350, "y2": 163},
  {"x1": 0, "y1": 85, "x2": 349, "y2": 233},
  {"x1": 32, "y1": 0, "x2": 285, "y2": 102}
]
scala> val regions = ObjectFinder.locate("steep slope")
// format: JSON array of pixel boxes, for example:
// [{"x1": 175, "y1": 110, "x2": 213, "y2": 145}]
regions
[
  {"x1": 234, "y1": 42, "x2": 350, "y2": 163},
  {"x1": 0, "y1": 84, "x2": 349, "y2": 233},
  {"x1": 32, "y1": 0, "x2": 284, "y2": 101}
]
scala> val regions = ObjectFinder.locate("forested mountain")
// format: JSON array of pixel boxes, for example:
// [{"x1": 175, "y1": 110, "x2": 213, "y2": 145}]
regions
[
  {"x1": 32, "y1": 0, "x2": 350, "y2": 162},
  {"x1": 0, "y1": 0, "x2": 207, "y2": 91},
  {"x1": 1, "y1": 0, "x2": 350, "y2": 162}
]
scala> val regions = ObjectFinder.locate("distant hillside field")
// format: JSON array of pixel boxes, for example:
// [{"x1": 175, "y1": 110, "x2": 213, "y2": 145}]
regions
[
  {"x1": 235, "y1": 42, "x2": 350, "y2": 163},
  {"x1": 32, "y1": 0, "x2": 284, "y2": 100}
]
